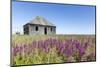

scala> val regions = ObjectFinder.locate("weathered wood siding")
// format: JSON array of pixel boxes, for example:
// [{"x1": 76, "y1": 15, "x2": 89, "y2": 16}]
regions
[{"x1": 27, "y1": 25, "x2": 56, "y2": 35}]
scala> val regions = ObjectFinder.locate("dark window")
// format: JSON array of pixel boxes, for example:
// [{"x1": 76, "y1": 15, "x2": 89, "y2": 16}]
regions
[
  {"x1": 35, "y1": 26, "x2": 38, "y2": 31},
  {"x1": 51, "y1": 28, "x2": 52, "y2": 31},
  {"x1": 24, "y1": 26, "x2": 29, "y2": 35}
]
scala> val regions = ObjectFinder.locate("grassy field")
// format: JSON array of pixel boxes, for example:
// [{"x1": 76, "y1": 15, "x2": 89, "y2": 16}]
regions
[{"x1": 12, "y1": 35, "x2": 96, "y2": 66}]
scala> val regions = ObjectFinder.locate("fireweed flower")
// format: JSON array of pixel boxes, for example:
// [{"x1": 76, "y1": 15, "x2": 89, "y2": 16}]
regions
[
  {"x1": 58, "y1": 42, "x2": 66, "y2": 54},
  {"x1": 12, "y1": 47, "x2": 17, "y2": 56},
  {"x1": 78, "y1": 46, "x2": 85, "y2": 56},
  {"x1": 64, "y1": 48, "x2": 73, "y2": 57},
  {"x1": 12, "y1": 37, "x2": 95, "y2": 64}
]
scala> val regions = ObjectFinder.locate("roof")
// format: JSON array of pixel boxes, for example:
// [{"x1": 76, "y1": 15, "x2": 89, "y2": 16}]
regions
[{"x1": 26, "y1": 16, "x2": 56, "y2": 27}]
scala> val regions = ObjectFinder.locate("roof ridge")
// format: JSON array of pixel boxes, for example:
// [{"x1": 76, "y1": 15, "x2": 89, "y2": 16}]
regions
[{"x1": 29, "y1": 16, "x2": 56, "y2": 26}]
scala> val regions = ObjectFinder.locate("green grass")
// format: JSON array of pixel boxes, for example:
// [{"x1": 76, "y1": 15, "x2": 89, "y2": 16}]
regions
[
  {"x1": 12, "y1": 34, "x2": 95, "y2": 47},
  {"x1": 12, "y1": 34, "x2": 96, "y2": 65}
]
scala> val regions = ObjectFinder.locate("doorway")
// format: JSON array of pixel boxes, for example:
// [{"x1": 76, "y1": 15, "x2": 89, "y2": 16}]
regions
[{"x1": 44, "y1": 27, "x2": 47, "y2": 35}]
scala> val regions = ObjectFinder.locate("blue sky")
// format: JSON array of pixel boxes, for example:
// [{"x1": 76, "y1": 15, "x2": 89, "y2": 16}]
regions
[{"x1": 12, "y1": 1, "x2": 96, "y2": 34}]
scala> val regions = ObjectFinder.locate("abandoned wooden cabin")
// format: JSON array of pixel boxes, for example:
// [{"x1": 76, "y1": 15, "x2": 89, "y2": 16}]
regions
[{"x1": 23, "y1": 16, "x2": 56, "y2": 35}]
